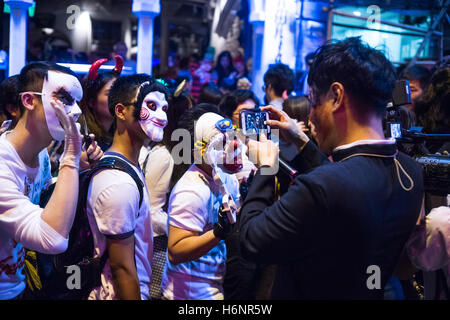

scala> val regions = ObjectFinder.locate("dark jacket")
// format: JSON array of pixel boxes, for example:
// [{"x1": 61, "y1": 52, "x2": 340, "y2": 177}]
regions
[{"x1": 239, "y1": 141, "x2": 424, "y2": 299}]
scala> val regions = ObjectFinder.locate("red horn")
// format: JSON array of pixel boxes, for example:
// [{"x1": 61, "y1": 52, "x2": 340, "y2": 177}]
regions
[
  {"x1": 113, "y1": 55, "x2": 124, "y2": 75},
  {"x1": 88, "y1": 58, "x2": 108, "y2": 81}
]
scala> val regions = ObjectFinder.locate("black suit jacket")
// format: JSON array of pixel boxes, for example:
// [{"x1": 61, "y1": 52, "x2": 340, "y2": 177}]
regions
[{"x1": 239, "y1": 141, "x2": 424, "y2": 299}]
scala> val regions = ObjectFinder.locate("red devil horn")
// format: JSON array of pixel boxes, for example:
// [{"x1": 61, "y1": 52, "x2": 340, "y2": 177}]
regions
[
  {"x1": 113, "y1": 55, "x2": 124, "y2": 75},
  {"x1": 88, "y1": 58, "x2": 108, "y2": 81}
]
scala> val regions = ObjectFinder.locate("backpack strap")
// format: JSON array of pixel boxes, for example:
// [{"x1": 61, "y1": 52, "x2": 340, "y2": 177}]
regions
[
  {"x1": 84, "y1": 155, "x2": 144, "y2": 206},
  {"x1": 94, "y1": 156, "x2": 144, "y2": 208},
  {"x1": 79, "y1": 156, "x2": 145, "y2": 274}
]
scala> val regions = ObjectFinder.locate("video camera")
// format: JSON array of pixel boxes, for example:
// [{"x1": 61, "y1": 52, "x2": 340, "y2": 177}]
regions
[{"x1": 385, "y1": 80, "x2": 450, "y2": 195}]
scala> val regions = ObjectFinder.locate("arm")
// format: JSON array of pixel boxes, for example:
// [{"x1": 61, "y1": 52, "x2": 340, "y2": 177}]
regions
[
  {"x1": 289, "y1": 140, "x2": 330, "y2": 172},
  {"x1": 0, "y1": 173, "x2": 68, "y2": 254},
  {"x1": 406, "y1": 206, "x2": 450, "y2": 272},
  {"x1": 166, "y1": 188, "x2": 225, "y2": 264},
  {"x1": 239, "y1": 166, "x2": 326, "y2": 264},
  {"x1": 41, "y1": 100, "x2": 82, "y2": 238},
  {"x1": 89, "y1": 174, "x2": 142, "y2": 297},
  {"x1": 261, "y1": 105, "x2": 329, "y2": 172},
  {"x1": 167, "y1": 226, "x2": 220, "y2": 265},
  {"x1": 143, "y1": 146, "x2": 174, "y2": 236},
  {"x1": 107, "y1": 235, "x2": 140, "y2": 300}
]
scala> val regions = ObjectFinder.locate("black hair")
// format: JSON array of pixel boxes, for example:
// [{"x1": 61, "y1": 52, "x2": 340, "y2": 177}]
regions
[
  {"x1": 108, "y1": 74, "x2": 170, "y2": 123},
  {"x1": 308, "y1": 37, "x2": 396, "y2": 117},
  {"x1": 18, "y1": 61, "x2": 78, "y2": 112},
  {"x1": 282, "y1": 96, "x2": 310, "y2": 124},
  {"x1": 218, "y1": 89, "x2": 260, "y2": 119},
  {"x1": 79, "y1": 71, "x2": 119, "y2": 147},
  {"x1": 415, "y1": 67, "x2": 450, "y2": 135},
  {"x1": 305, "y1": 52, "x2": 316, "y2": 68},
  {"x1": 263, "y1": 63, "x2": 295, "y2": 97},
  {"x1": 198, "y1": 82, "x2": 223, "y2": 105},
  {"x1": 177, "y1": 103, "x2": 224, "y2": 148},
  {"x1": 215, "y1": 51, "x2": 236, "y2": 87},
  {"x1": 399, "y1": 65, "x2": 432, "y2": 90},
  {"x1": 133, "y1": 78, "x2": 170, "y2": 120},
  {"x1": 0, "y1": 75, "x2": 20, "y2": 120},
  {"x1": 163, "y1": 92, "x2": 194, "y2": 151}
]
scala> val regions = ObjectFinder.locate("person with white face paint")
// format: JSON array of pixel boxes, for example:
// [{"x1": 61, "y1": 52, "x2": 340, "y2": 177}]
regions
[
  {"x1": 0, "y1": 62, "x2": 85, "y2": 300},
  {"x1": 85, "y1": 74, "x2": 170, "y2": 300},
  {"x1": 161, "y1": 107, "x2": 242, "y2": 300}
]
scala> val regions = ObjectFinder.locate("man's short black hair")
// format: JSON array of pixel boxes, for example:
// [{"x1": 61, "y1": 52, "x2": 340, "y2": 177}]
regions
[
  {"x1": 263, "y1": 63, "x2": 295, "y2": 96},
  {"x1": 177, "y1": 103, "x2": 225, "y2": 151},
  {"x1": 17, "y1": 62, "x2": 79, "y2": 112},
  {"x1": 108, "y1": 74, "x2": 170, "y2": 125},
  {"x1": 218, "y1": 89, "x2": 260, "y2": 119},
  {"x1": 399, "y1": 65, "x2": 432, "y2": 90},
  {"x1": 18, "y1": 62, "x2": 78, "y2": 93},
  {"x1": 308, "y1": 37, "x2": 396, "y2": 117}
]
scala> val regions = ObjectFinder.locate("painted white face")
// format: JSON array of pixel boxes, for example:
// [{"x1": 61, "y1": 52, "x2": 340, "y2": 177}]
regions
[
  {"x1": 138, "y1": 91, "x2": 168, "y2": 142},
  {"x1": 41, "y1": 70, "x2": 83, "y2": 141}
]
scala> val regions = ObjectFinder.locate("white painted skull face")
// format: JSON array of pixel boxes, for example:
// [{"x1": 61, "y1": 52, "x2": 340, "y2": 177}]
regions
[
  {"x1": 41, "y1": 70, "x2": 83, "y2": 141},
  {"x1": 138, "y1": 91, "x2": 168, "y2": 142}
]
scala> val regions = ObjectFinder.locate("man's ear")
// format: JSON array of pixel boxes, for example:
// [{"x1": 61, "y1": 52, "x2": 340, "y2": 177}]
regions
[
  {"x1": 330, "y1": 82, "x2": 344, "y2": 112},
  {"x1": 114, "y1": 103, "x2": 126, "y2": 121},
  {"x1": 20, "y1": 93, "x2": 37, "y2": 111}
]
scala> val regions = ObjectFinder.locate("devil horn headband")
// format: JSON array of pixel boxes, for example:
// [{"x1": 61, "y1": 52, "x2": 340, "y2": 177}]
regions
[{"x1": 88, "y1": 55, "x2": 124, "y2": 81}]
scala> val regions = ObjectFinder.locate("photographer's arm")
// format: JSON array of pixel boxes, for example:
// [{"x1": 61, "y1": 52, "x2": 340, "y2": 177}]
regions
[
  {"x1": 261, "y1": 106, "x2": 329, "y2": 172},
  {"x1": 239, "y1": 165, "x2": 324, "y2": 264}
]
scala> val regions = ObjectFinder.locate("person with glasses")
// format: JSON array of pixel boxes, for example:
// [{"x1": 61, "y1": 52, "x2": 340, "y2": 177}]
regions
[
  {"x1": 85, "y1": 75, "x2": 170, "y2": 300},
  {"x1": 239, "y1": 37, "x2": 424, "y2": 299}
]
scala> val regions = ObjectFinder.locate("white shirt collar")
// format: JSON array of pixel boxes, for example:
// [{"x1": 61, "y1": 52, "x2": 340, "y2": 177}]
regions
[{"x1": 333, "y1": 138, "x2": 396, "y2": 152}]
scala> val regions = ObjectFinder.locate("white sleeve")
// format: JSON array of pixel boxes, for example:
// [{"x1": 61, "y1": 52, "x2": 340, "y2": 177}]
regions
[
  {"x1": 91, "y1": 181, "x2": 140, "y2": 239},
  {"x1": 406, "y1": 206, "x2": 450, "y2": 271},
  {"x1": 0, "y1": 171, "x2": 68, "y2": 254},
  {"x1": 168, "y1": 189, "x2": 207, "y2": 233},
  {"x1": 144, "y1": 147, "x2": 174, "y2": 235}
]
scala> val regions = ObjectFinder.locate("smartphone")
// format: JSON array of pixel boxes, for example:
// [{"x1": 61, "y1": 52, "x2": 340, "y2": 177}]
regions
[{"x1": 239, "y1": 110, "x2": 271, "y2": 137}]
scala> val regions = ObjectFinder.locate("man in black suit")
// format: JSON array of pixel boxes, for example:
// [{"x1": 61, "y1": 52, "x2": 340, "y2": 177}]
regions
[{"x1": 240, "y1": 37, "x2": 424, "y2": 299}]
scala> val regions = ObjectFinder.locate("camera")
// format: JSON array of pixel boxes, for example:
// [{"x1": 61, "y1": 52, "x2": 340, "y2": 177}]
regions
[{"x1": 385, "y1": 80, "x2": 450, "y2": 195}]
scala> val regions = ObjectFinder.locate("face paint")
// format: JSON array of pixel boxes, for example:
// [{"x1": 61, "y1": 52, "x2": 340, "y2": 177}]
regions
[
  {"x1": 41, "y1": 71, "x2": 83, "y2": 141},
  {"x1": 138, "y1": 91, "x2": 168, "y2": 142}
]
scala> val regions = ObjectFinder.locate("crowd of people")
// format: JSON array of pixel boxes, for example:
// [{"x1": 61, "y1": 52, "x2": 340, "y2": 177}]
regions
[{"x1": 0, "y1": 36, "x2": 449, "y2": 300}]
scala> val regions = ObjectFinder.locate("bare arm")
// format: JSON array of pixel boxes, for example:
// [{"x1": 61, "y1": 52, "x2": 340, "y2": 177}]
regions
[
  {"x1": 107, "y1": 235, "x2": 141, "y2": 300},
  {"x1": 167, "y1": 225, "x2": 220, "y2": 265},
  {"x1": 40, "y1": 166, "x2": 79, "y2": 238}
]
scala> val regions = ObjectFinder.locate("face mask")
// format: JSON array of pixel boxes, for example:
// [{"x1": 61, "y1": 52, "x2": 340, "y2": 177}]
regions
[
  {"x1": 206, "y1": 130, "x2": 243, "y2": 175},
  {"x1": 138, "y1": 91, "x2": 168, "y2": 142},
  {"x1": 41, "y1": 71, "x2": 83, "y2": 141}
]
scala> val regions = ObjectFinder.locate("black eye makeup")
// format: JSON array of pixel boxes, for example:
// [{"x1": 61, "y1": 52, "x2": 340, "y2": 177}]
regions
[
  {"x1": 54, "y1": 88, "x2": 75, "y2": 106},
  {"x1": 146, "y1": 101, "x2": 156, "y2": 111}
]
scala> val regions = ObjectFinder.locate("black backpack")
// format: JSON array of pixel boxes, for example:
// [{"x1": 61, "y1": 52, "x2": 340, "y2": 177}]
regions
[{"x1": 25, "y1": 155, "x2": 144, "y2": 300}]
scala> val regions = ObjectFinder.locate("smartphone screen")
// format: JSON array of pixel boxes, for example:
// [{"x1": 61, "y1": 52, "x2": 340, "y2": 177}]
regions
[
  {"x1": 240, "y1": 110, "x2": 270, "y2": 137},
  {"x1": 389, "y1": 122, "x2": 402, "y2": 138}
]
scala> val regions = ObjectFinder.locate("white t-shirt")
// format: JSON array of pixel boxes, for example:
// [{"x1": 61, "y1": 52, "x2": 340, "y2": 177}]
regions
[
  {"x1": 161, "y1": 164, "x2": 240, "y2": 300},
  {"x1": 86, "y1": 153, "x2": 153, "y2": 300},
  {"x1": 139, "y1": 145, "x2": 174, "y2": 237},
  {"x1": 0, "y1": 133, "x2": 66, "y2": 300}
]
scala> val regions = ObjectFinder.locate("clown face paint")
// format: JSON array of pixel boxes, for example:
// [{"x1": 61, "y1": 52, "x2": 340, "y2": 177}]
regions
[
  {"x1": 41, "y1": 70, "x2": 83, "y2": 141},
  {"x1": 139, "y1": 91, "x2": 168, "y2": 142}
]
